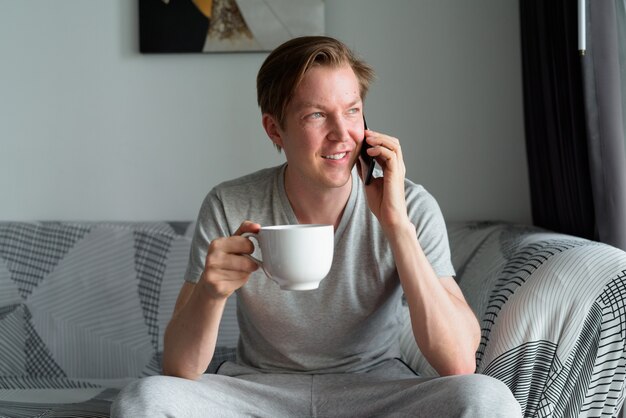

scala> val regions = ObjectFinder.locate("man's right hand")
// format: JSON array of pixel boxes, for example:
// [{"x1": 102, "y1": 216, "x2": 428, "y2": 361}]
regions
[{"x1": 200, "y1": 220, "x2": 261, "y2": 299}]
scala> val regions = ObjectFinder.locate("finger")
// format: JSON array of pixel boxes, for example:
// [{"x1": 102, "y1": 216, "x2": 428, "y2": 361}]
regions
[
  {"x1": 209, "y1": 235, "x2": 255, "y2": 256},
  {"x1": 363, "y1": 128, "x2": 400, "y2": 149},
  {"x1": 370, "y1": 136, "x2": 401, "y2": 155},
  {"x1": 206, "y1": 250, "x2": 259, "y2": 273},
  {"x1": 364, "y1": 136, "x2": 405, "y2": 172},
  {"x1": 234, "y1": 220, "x2": 261, "y2": 236},
  {"x1": 367, "y1": 145, "x2": 398, "y2": 166}
]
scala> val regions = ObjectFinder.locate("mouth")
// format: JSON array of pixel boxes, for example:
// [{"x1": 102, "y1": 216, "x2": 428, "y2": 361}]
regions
[{"x1": 321, "y1": 152, "x2": 348, "y2": 160}]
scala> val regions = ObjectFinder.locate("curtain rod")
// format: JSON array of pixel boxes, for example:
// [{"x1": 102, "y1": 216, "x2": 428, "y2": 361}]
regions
[{"x1": 578, "y1": 0, "x2": 586, "y2": 55}]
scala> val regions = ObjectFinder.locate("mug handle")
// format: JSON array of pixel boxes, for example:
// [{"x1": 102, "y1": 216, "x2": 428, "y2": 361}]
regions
[
  {"x1": 241, "y1": 232, "x2": 265, "y2": 270},
  {"x1": 241, "y1": 232, "x2": 263, "y2": 267}
]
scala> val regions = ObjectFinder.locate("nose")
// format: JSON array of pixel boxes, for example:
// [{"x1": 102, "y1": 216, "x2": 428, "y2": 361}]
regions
[{"x1": 326, "y1": 116, "x2": 351, "y2": 142}]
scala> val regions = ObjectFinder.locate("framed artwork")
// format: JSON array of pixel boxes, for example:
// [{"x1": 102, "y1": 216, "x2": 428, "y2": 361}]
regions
[{"x1": 139, "y1": 0, "x2": 325, "y2": 53}]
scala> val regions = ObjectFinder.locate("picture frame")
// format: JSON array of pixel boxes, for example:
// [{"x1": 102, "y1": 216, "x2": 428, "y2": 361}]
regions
[{"x1": 139, "y1": 0, "x2": 325, "y2": 53}]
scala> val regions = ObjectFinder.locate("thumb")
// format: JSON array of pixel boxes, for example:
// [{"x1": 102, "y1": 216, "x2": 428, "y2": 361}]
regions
[{"x1": 234, "y1": 220, "x2": 261, "y2": 236}]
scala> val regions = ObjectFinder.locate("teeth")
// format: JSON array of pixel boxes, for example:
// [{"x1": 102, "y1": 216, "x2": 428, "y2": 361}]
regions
[{"x1": 322, "y1": 152, "x2": 347, "y2": 160}]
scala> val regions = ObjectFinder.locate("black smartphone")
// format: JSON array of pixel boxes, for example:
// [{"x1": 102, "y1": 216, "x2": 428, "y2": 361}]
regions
[{"x1": 360, "y1": 116, "x2": 375, "y2": 185}]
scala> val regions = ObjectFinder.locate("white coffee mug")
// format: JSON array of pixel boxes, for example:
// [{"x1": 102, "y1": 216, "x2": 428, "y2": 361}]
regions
[{"x1": 243, "y1": 224, "x2": 334, "y2": 291}]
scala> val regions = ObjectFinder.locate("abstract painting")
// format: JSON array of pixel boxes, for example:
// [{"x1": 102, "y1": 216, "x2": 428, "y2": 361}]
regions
[{"x1": 139, "y1": 0, "x2": 325, "y2": 53}]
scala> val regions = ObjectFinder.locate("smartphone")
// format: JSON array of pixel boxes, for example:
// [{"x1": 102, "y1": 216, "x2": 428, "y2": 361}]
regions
[{"x1": 360, "y1": 116, "x2": 375, "y2": 185}]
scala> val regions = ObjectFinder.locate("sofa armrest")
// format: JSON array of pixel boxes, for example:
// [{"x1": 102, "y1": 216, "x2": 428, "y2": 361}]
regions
[
  {"x1": 400, "y1": 222, "x2": 626, "y2": 417},
  {"x1": 476, "y1": 227, "x2": 625, "y2": 417}
]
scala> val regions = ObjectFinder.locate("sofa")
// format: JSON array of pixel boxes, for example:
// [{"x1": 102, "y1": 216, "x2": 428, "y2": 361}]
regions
[{"x1": 0, "y1": 221, "x2": 624, "y2": 417}]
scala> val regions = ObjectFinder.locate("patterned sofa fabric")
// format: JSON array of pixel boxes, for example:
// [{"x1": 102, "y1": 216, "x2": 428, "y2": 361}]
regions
[
  {"x1": 401, "y1": 222, "x2": 626, "y2": 417},
  {"x1": 0, "y1": 222, "x2": 197, "y2": 417},
  {"x1": 0, "y1": 221, "x2": 624, "y2": 418}
]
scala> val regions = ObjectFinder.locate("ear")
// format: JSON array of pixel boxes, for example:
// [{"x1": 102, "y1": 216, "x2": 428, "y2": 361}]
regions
[{"x1": 262, "y1": 114, "x2": 284, "y2": 149}]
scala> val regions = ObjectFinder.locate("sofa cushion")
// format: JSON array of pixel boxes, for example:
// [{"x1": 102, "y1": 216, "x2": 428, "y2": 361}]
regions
[{"x1": 0, "y1": 222, "x2": 201, "y2": 384}]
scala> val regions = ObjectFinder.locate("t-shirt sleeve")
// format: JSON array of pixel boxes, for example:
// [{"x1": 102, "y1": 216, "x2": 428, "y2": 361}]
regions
[
  {"x1": 405, "y1": 182, "x2": 456, "y2": 278},
  {"x1": 184, "y1": 189, "x2": 231, "y2": 283}
]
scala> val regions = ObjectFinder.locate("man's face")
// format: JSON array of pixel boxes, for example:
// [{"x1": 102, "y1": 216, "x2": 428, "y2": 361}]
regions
[{"x1": 268, "y1": 64, "x2": 365, "y2": 191}]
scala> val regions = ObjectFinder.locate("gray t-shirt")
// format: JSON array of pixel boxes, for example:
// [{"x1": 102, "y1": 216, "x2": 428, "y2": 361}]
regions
[{"x1": 185, "y1": 164, "x2": 455, "y2": 374}]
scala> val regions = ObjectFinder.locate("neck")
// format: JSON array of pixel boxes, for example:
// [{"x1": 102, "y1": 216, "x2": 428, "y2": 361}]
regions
[{"x1": 283, "y1": 167, "x2": 352, "y2": 229}]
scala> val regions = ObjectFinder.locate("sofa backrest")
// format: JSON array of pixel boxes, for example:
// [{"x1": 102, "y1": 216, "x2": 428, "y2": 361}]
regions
[{"x1": 0, "y1": 222, "x2": 205, "y2": 383}]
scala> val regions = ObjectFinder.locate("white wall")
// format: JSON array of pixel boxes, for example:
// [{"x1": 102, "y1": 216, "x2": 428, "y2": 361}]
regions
[{"x1": 0, "y1": 0, "x2": 530, "y2": 223}]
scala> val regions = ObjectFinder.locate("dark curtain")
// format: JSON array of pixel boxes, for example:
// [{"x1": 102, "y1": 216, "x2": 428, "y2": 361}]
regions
[
  {"x1": 520, "y1": 0, "x2": 626, "y2": 251},
  {"x1": 581, "y1": 0, "x2": 626, "y2": 251},
  {"x1": 519, "y1": 0, "x2": 596, "y2": 241}
]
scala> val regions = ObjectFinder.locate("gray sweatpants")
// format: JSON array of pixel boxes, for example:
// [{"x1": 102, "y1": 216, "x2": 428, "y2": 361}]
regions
[{"x1": 111, "y1": 360, "x2": 521, "y2": 417}]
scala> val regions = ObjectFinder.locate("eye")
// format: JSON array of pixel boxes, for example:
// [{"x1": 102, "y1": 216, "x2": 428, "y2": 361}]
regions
[
  {"x1": 307, "y1": 112, "x2": 324, "y2": 120},
  {"x1": 347, "y1": 108, "x2": 361, "y2": 116}
]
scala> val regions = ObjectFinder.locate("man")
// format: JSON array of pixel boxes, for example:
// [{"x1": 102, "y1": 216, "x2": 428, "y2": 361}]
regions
[{"x1": 112, "y1": 36, "x2": 520, "y2": 417}]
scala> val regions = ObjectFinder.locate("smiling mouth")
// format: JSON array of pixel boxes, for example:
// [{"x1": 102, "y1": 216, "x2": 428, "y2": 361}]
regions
[{"x1": 322, "y1": 152, "x2": 347, "y2": 160}]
